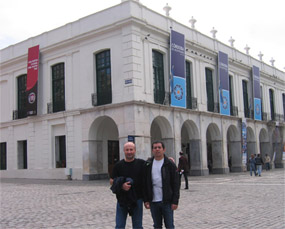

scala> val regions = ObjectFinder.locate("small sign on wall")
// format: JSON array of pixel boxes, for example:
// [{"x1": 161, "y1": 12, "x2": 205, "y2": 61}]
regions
[{"x1": 125, "y1": 79, "x2": 132, "y2": 85}]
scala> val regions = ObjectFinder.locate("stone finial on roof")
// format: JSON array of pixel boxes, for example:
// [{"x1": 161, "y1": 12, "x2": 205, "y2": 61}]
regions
[
  {"x1": 244, "y1": 44, "x2": 250, "y2": 55},
  {"x1": 270, "y1": 57, "x2": 275, "y2": 67},
  {"x1": 163, "y1": 3, "x2": 171, "y2": 17},
  {"x1": 210, "y1": 27, "x2": 217, "y2": 39},
  {"x1": 189, "y1": 16, "x2": 197, "y2": 29},
  {"x1": 229, "y1": 36, "x2": 235, "y2": 47},
  {"x1": 258, "y1": 52, "x2": 263, "y2": 61}
]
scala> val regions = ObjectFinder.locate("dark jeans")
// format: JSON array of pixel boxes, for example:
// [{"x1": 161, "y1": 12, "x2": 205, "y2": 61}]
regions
[
  {"x1": 265, "y1": 162, "x2": 270, "y2": 170},
  {"x1": 115, "y1": 199, "x2": 143, "y2": 229},
  {"x1": 179, "y1": 172, "x2": 188, "y2": 189},
  {"x1": 150, "y1": 201, "x2": 174, "y2": 229}
]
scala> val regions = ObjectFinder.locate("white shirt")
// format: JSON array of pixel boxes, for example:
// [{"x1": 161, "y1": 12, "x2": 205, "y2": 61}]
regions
[{"x1": 151, "y1": 158, "x2": 164, "y2": 202}]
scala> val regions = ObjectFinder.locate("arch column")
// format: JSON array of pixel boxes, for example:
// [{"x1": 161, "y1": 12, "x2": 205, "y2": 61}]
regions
[
  {"x1": 189, "y1": 139, "x2": 207, "y2": 175},
  {"x1": 212, "y1": 140, "x2": 229, "y2": 174}
]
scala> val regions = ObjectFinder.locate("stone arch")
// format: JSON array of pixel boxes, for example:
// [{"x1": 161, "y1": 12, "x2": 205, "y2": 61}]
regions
[
  {"x1": 271, "y1": 126, "x2": 283, "y2": 168},
  {"x1": 181, "y1": 120, "x2": 202, "y2": 175},
  {"x1": 227, "y1": 125, "x2": 242, "y2": 172},
  {"x1": 150, "y1": 116, "x2": 174, "y2": 158},
  {"x1": 206, "y1": 123, "x2": 224, "y2": 174},
  {"x1": 259, "y1": 128, "x2": 270, "y2": 159},
  {"x1": 83, "y1": 116, "x2": 119, "y2": 180}
]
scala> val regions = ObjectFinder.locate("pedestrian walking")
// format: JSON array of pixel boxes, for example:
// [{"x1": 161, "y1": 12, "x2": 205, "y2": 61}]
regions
[
  {"x1": 144, "y1": 141, "x2": 180, "y2": 229},
  {"x1": 264, "y1": 154, "x2": 271, "y2": 171},
  {"x1": 255, "y1": 154, "x2": 264, "y2": 176},
  {"x1": 178, "y1": 151, "x2": 189, "y2": 189},
  {"x1": 248, "y1": 154, "x2": 256, "y2": 176},
  {"x1": 110, "y1": 142, "x2": 145, "y2": 229}
]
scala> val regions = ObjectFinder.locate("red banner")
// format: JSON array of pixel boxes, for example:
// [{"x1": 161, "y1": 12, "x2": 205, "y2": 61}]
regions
[{"x1": 26, "y1": 45, "x2": 39, "y2": 116}]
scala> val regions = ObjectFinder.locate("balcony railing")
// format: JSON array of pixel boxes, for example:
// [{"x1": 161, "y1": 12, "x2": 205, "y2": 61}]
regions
[
  {"x1": 91, "y1": 93, "x2": 97, "y2": 106},
  {"x1": 47, "y1": 103, "x2": 53, "y2": 114},
  {"x1": 12, "y1": 110, "x2": 18, "y2": 120},
  {"x1": 262, "y1": 112, "x2": 268, "y2": 121}
]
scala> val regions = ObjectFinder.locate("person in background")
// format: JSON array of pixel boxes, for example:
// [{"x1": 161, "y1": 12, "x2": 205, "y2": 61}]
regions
[
  {"x1": 255, "y1": 154, "x2": 264, "y2": 176},
  {"x1": 144, "y1": 141, "x2": 180, "y2": 229},
  {"x1": 178, "y1": 151, "x2": 189, "y2": 189},
  {"x1": 264, "y1": 154, "x2": 271, "y2": 171},
  {"x1": 248, "y1": 154, "x2": 256, "y2": 176}
]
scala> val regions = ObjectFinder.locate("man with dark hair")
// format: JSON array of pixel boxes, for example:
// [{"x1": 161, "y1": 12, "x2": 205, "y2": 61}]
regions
[
  {"x1": 178, "y1": 151, "x2": 189, "y2": 189},
  {"x1": 144, "y1": 141, "x2": 180, "y2": 228}
]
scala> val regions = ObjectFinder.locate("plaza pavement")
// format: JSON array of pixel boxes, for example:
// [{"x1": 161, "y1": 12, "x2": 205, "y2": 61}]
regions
[{"x1": 0, "y1": 169, "x2": 284, "y2": 229}]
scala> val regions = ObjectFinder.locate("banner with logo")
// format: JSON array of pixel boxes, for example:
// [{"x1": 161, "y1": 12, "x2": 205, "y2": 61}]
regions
[
  {"x1": 218, "y1": 51, "x2": 230, "y2": 116},
  {"x1": 170, "y1": 30, "x2": 186, "y2": 108},
  {"x1": 241, "y1": 118, "x2": 247, "y2": 165},
  {"x1": 252, "y1": 65, "x2": 261, "y2": 120},
  {"x1": 26, "y1": 45, "x2": 39, "y2": 116}
]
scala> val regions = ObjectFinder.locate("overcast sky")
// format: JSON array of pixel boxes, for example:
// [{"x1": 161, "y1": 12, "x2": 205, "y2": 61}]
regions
[{"x1": 0, "y1": 0, "x2": 284, "y2": 71}]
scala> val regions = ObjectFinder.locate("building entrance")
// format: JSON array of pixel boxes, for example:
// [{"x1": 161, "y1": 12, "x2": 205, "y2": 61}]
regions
[{"x1": 108, "y1": 140, "x2": 119, "y2": 176}]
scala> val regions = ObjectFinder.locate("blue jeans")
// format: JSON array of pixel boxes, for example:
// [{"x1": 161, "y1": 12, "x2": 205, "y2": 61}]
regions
[
  {"x1": 256, "y1": 165, "x2": 262, "y2": 176},
  {"x1": 250, "y1": 164, "x2": 256, "y2": 176},
  {"x1": 150, "y1": 201, "x2": 174, "y2": 229},
  {"x1": 115, "y1": 198, "x2": 143, "y2": 229}
]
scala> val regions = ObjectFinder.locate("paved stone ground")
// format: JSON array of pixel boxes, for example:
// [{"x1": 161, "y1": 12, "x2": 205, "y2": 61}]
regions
[{"x1": 0, "y1": 169, "x2": 284, "y2": 229}]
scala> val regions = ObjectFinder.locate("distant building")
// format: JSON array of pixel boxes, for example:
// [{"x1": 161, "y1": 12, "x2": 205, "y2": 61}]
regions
[{"x1": 0, "y1": 0, "x2": 284, "y2": 180}]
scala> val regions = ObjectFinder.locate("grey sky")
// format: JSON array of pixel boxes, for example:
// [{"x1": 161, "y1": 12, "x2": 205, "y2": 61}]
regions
[{"x1": 0, "y1": 0, "x2": 284, "y2": 70}]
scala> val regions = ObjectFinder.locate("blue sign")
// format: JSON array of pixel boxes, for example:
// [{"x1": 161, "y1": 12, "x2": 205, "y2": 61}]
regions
[
  {"x1": 128, "y1": 135, "x2": 135, "y2": 143},
  {"x1": 170, "y1": 30, "x2": 186, "y2": 108},
  {"x1": 220, "y1": 89, "x2": 230, "y2": 116},
  {"x1": 252, "y1": 66, "x2": 261, "y2": 121},
  {"x1": 171, "y1": 76, "x2": 186, "y2": 108},
  {"x1": 218, "y1": 51, "x2": 230, "y2": 116},
  {"x1": 254, "y1": 98, "x2": 262, "y2": 120}
]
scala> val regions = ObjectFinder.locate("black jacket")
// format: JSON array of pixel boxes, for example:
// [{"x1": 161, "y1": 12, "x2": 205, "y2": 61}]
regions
[
  {"x1": 144, "y1": 156, "x2": 180, "y2": 205},
  {"x1": 110, "y1": 177, "x2": 137, "y2": 216}
]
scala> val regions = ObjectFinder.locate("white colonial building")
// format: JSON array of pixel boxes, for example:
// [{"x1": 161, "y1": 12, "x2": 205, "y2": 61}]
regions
[{"x1": 0, "y1": 0, "x2": 284, "y2": 180}]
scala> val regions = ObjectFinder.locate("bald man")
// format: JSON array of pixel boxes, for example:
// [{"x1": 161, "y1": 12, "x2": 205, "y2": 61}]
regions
[{"x1": 110, "y1": 142, "x2": 145, "y2": 229}]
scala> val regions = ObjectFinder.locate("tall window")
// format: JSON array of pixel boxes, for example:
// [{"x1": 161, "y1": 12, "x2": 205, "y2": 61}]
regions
[
  {"x1": 186, "y1": 61, "x2": 192, "y2": 109},
  {"x1": 18, "y1": 140, "x2": 27, "y2": 169},
  {"x1": 242, "y1": 80, "x2": 250, "y2": 118},
  {"x1": 52, "y1": 63, "x2": 65, "y2": 112},
  {"x1": 283, "y1": 93, "x2": 285, "y2": 121},
  {"x1": 205, "y1": 68, "x2": 214, "y2": 112},
  {"x1": 153, "y1": 50, "x2": 165, "y2": 104},
  {"x1": 96, "y1": 50, "x2": 112, "y2": 106},
  {"x1": 229, "y1": 75, "x2": 233, "y2": 115},
  {"x1": 0, "y1": 142, "x2": 7, "y2": 170},
  {"x1": 269, "y1": 89, "x2": 275, "y2": 120},
  {"x1": 55, "y1": 136, "x2": 66, "y2": 168},
  {"x1": 17, "y1": 74, "x2": 27, "y2": 119}
]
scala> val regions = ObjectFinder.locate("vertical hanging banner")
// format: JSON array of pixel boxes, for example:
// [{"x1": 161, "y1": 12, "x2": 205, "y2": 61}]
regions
[
  {"x1": 26, "y1": 45, "x2": 40, "y2": 116},
  {"x1": 170, "y1": 30, "x2": 186, "y2": 108},
  {"x1": 218, "y1": 51, "x2": 230, "y2": 116},
  {"x1": 252, "y1": 65, "x2": 261, "y2": 120},
  {"x1": 241, "y1": 118, "x2": 247, "y2": 166}
]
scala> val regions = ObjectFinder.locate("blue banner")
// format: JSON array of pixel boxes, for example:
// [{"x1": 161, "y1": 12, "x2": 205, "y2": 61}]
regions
[
  {"x1": 254, "y1": 98, "x2": 262, "y2": 120},
  {"x1": 220, "y1": 89, "x2": 230, "y2": 116},
  {"x1": 241, "y1": 118, "x2": 247, "y2": 165},
  {"x1": 218, "y1": 51, "x2": 230, "y2": 115},
  {"x1": 170, "y1": 30, "x2": 186, "y2": 108},
  {"x1": 252, "y1": 66, "x2": 261, "y2": 120},
  {"x1": 171, "y1": 76, "x2": 186, "y2": 108}
]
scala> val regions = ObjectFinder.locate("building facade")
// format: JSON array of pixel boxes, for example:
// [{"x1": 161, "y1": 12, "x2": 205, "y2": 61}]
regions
[{"x1": 1, "y1": 0, "x2": 284, "y2": 180}]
